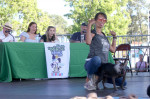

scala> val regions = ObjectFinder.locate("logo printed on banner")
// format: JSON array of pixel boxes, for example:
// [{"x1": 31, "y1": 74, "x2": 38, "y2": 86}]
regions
[
  {"x1": 51, "y1": 73, "x2": 63, "y2": 76},
  {"x1": 44, "y1": 43, "x2": 70, "y2": 78},
  {"x1": 48, "y1": 44, "x2": 65, "y2": 75}
]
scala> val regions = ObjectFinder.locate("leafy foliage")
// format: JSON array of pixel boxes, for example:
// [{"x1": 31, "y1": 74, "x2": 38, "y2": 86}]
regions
[
  {"x1": 0, "y1": 0, "x2": 67, "y2": 35},
  {"x1": 126, "y1": 0, "x2": 150, "y2": 43},
  {"x1": 127, "y1": 0, "x2": 150, "y2": 36},
  {"x1": 49, "y1": 15, "x2": 67, "y2": 34},
  {"x1": 65, "y1": 0, "x2": 131, "y2": 36}
]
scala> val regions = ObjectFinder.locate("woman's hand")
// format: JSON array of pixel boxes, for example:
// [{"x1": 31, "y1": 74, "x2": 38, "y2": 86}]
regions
[
  {"x1": 109, "y1": 30, "x2": 117, "y2": 53},
  {"x1": 20, "y1": 36, "x2": 26, "y2": 42},
  {"x1": 88, "y1": 19, "x2": 95, "y2": 25},
  {"x1": 0, "y1": 39, "x2": 2, "y2": 42},
  {"x1": 110, "y1": 31, "x2": 116, "y2": 37},
  {"x1": 86, "y1": 18, "x2": 95, "y2": 45}
]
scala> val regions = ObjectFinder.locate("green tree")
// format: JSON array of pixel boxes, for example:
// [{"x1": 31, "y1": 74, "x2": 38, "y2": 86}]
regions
[
  {"x1": 65, "y1": 0, "x2": 131, "y2": 36},
  {"x1": 0, "y1": 0, "x2": 68, "y2": 36},
  {"x1": 127, "y1": 0, "x2": 150, "y2": 35},
  {"x1": 0, "y1": 0, "x2": 41, "y2": 34},
  {"x1": 126, "y1": 0, "x2": 150, "y2": 43},
  {"x1": 49, "y1": 15, "x2": 67, "y2": 34}
]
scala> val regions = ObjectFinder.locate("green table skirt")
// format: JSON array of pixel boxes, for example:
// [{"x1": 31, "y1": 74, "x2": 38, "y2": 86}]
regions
[{"x1": 0, "y1": 42, "x2": 114, "y2": 82}]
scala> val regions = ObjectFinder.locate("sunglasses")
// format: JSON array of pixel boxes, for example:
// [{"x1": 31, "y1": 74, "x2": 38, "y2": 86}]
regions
[
  {"x1": 98, "y1": 18, "x2": 107, "y2": 23},
  {"x1": 5, "y1": 30, "x2": 12, "y2": 33}
]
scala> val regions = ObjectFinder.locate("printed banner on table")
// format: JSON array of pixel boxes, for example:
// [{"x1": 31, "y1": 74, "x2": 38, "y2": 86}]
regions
[{"x1": 44, "y1": 43, "x2": 70, "y2": 78}]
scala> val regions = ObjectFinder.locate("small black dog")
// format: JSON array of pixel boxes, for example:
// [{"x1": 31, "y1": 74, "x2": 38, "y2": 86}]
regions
[{"x1": 95, "y1": 62, "x2": 126, "y2": 91}]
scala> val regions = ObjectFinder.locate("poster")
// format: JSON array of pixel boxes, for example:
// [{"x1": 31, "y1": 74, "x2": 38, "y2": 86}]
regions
[{"x1": 44, "y1": 43, "x2": 70, "y2": 78}]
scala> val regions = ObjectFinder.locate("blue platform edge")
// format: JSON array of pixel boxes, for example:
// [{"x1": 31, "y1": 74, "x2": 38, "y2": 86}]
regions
[{"x1": 111, "y1": 97, "x2": 148, "y2": 99}]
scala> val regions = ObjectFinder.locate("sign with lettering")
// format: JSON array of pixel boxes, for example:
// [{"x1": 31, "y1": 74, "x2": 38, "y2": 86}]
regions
[{"x1": 44, "y1": 43, "x2": 70, "y2": 78}]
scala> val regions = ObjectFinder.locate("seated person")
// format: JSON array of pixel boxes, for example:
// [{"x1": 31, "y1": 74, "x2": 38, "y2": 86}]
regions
[
  {"x1": 40, "y1": 26, "x2": 59, "y2": 43},
  {"x1": 0, "y1": 22, "x2": 15, "y2": 42},
  {"x1": 20, "y1": 22, "x2": 38, "y2": 42},
  {"x1": 70, "y1": 23, "x2": 87, "y2": 43},
  {"x1": 147, "y1": 56, "x2": 150, "y2": 72},
  {"x1": 135, "y1": 54, "x2": 147, "y2": 72}
]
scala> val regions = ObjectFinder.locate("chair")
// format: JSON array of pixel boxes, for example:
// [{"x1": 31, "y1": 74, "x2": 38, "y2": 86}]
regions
[{"x1": 113, "y1": 44, "x2": 133, "y2": 76}]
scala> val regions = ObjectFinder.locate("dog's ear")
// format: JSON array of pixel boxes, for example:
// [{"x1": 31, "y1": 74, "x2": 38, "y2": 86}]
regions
[
  {"x1": 120, "y1": 63, "x2": 124, "y2": 67},
  {"x1": 115, "y1": 60, "x2": 121, "y2": 65}
]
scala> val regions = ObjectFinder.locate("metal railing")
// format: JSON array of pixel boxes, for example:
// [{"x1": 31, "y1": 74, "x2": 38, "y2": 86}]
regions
[
  {"x1": 14, "y1": 34, "x2": 150, "y2": 44},
  {"x1": 56, "y1": 34, "x2": 150, "y2": 71},
  {"x1": 56, "y1": 34, "x2": 150, "y2": 45},
  {"x1": 14, "y1": 34, "x2": 150, "y2": 71}
]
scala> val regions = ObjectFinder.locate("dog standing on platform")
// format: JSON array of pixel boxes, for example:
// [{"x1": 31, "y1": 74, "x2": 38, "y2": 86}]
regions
[{"x1": 96, "y1": 62, "x2": 127, "y2": 91}]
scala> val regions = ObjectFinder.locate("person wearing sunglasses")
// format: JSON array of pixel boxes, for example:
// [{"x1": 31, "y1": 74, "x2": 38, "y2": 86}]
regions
[
  {"x1": 0, "y1": 22, "x2": 14, "y2": 42},
  {"x1": 84, "y1": 12, "x2": 126, "y2": 90}
]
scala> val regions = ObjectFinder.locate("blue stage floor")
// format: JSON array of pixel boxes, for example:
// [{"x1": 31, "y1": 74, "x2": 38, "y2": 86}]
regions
[{"x1": 0, "y1": 72, "x2": 150, "y2": 99}]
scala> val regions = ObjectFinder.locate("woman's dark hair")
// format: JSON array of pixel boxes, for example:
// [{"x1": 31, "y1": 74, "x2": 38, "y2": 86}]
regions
[
  {"x1": 27, "y1": 22, "x2": 37, "y2": 34},
  {"x1": 46, "y1": 26, "x2": 56, "y2": 42},
  {"x1": 94, "y1": 12, "x2": 107, "y2": 20}
]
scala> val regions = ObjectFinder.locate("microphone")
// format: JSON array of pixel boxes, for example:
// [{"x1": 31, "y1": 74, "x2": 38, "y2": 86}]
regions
[
  {"x1": 38, "y1": 33, "x2": 41, "y2": 37},
  {"x1": 9, "y1": 33, "x2": 15, "y2": 42},
  {"x1": 5, "y1": 30, "x2": 15, "y2": 42},
  {"x1": 82, "y1": 30, "x2": 86, "y2": 34}
]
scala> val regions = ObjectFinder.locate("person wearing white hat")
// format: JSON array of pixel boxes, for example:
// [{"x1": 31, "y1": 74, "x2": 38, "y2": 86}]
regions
[{"x1": 0, "y1": 22, "x2": 15, "y2": 42}]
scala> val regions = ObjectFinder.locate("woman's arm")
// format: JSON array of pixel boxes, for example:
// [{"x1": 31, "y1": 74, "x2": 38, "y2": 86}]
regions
[
  {"x1": 54, "y1": 35, "x2": 60, "y2": 43},
  {"x1": 109, "y1": 31, "x2": 117, "y2": 53},
  {"x1": 55, "y1": 36, "x2": 59, "y2": 41},
  {"x1": 86, "y1": 19, "x2": 95, "y2": 45},
  {"x1": 40, "y1": 39, "x2": 44, "y2": 42},
  {"x1": 20, "y1": 36, "x2": 26, "y2": 42}
]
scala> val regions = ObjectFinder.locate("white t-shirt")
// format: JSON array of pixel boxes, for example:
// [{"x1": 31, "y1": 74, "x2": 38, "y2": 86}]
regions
[{"x1": 0, "y1": 31, "x2": 14, "y2": 42}]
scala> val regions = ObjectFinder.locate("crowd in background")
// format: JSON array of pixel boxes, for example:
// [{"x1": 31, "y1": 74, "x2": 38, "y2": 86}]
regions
[
  {"x1": 0, "y1": 21, "x2": 88, "y2": 43},
  {"x1": 71, "y1": 90, "x2": 150, "y2": 99},
  {"x1": 0, "y1": 22, "x2": 59, "y2": 43}
]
